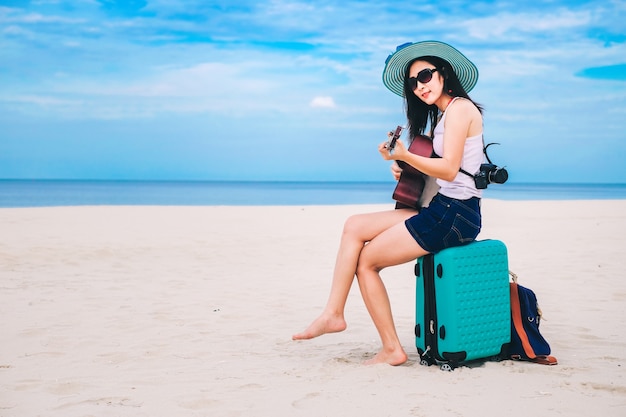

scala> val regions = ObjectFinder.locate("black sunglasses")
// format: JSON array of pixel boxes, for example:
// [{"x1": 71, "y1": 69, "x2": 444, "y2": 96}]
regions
[{"x1": 407, "y1": 68, "x2": 438, "y2": 90}]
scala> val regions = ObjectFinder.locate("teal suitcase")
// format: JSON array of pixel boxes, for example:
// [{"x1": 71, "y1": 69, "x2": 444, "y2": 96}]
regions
[{"x1": 415, "y1": 239, "x2": 510, "y2": 370}]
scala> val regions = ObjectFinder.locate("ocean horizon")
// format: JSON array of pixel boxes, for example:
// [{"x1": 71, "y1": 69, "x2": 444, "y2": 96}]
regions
[{"x1": 1, "y1": 179, "x2": 626, "y2": 208}]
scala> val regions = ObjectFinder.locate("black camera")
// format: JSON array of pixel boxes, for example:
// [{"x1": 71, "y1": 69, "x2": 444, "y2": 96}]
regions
[
  {"x1": 465, "y1": 142, "x2": 508, "y2": 189},
  {"x1": 474, "y1": 163, "x2": 509, "y2": 189}
]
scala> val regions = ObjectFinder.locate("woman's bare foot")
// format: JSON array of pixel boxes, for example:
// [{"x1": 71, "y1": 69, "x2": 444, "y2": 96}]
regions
[
  {"x1": 292, "y1": 314, "x2": 347, "y2": 340},
  {"x1": 363, "y1": 347, "x2": 408, "y2": 366}
]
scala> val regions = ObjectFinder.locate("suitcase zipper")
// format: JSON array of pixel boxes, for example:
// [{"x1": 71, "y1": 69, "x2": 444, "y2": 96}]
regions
[{"x1": 422, "y1": 254, "x2": 440, "y2": 361}]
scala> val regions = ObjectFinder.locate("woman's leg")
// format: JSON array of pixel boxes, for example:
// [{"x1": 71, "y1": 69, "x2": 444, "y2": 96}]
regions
[
  {"x1": 292, "y1": 208, "x2": 417, "y2": 340},
  {"x1": 356, "y1": 221, "x2": 428, "y2": 365}
]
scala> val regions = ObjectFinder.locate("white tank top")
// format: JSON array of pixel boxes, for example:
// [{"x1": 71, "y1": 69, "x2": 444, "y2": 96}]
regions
[{"x1": 432, "y1": 97, "x2": 483, "y2": 199}]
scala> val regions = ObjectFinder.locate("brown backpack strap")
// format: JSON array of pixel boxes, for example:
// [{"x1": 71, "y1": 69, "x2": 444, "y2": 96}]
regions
[
  {"x1": 531, "y1": 355, "x2": 558, "y2": 365},
  {"x1": 510, "y1": 282, "x2": 558, "y2": 365},
  {"x1": 510, "y1": 282, "x2": 537, "y2": 359}
]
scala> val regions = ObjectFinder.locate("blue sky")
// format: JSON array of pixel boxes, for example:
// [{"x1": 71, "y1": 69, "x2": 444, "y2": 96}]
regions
[{"x1": 1, "y1": 0, "x2": 625, "y2": 183}]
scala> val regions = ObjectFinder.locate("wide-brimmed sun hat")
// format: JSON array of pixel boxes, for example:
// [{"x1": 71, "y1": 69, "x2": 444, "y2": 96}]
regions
[{"x1": 382, "y1": 40, "x2": 479, "y2": 97}]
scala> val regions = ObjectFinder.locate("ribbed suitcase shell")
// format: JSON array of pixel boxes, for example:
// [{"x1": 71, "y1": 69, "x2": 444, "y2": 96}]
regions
[{"x1": 415, "y1": 239, "x2": 510, "y2": 368}]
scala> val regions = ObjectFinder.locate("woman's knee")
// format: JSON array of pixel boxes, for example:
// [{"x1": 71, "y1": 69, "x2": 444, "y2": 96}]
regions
[
  {"x1": 356, "y1": 248, "x2": 384, "y2": 277},
  {"x1": 342, "y1": 213, "x2": 368, "y2": 239}
]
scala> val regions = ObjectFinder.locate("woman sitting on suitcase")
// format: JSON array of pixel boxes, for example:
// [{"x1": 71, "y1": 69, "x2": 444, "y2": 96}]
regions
[{"x1": 293, "y1": 41, "x2": 484, "y2": 366}]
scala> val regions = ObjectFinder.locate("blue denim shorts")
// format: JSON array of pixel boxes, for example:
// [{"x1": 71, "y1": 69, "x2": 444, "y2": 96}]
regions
[{"x1": 405, "y1": 193, "x2": 481, "y2": 254}]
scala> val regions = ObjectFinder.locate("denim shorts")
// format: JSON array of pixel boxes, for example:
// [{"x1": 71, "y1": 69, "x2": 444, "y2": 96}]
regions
[{"x1": 405, "y1": 193, "x2": 481, "y2": 254}]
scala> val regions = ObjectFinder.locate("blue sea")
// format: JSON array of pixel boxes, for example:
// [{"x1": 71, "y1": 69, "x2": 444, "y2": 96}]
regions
[{"x1": 1, "y1": 180, "x2": 625, "y2": 208}]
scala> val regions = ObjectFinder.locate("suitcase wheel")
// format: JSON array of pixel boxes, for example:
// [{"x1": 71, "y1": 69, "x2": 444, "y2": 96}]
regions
[
  {"x1": 440, "y1": 363, "x2": 455, "y2": 372},
  {"x1": 417, "y1": 347, "x2": 435, "y2": 366},
  {"x1": 419, "y1": 358, "x2": 432, "y2": 367}
]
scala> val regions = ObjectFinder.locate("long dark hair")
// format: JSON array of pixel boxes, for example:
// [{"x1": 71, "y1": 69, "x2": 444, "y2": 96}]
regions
[{"x1": 403, "y1": 56, "x2": 483, "y2": 140}]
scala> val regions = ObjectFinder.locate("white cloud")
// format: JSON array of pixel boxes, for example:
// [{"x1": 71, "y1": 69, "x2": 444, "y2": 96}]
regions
[
  {"x1": 310, "y1": 96, "x2": 336, "y2": 108},
  {"x1": 460, "y1": 9, "x2": 591, "y2": 40}
]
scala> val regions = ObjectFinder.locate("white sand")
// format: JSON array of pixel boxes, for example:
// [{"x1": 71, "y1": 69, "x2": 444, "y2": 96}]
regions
[{"x1": 1, "y1": 200, "x2": 625, "y2": 416}]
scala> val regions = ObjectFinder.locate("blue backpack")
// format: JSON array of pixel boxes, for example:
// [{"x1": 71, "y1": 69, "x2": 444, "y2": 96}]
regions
[{"x1": 509, "y1": 276, "x2": 558, "y2": 365}]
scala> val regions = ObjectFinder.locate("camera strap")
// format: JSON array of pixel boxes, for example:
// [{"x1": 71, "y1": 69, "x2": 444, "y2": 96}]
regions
[
  {"x1": 458, "y1": 142, "x2": 500, "y2": 178},
  {"x1": 459, "y1": 167, "x2": 474, "y2": 178}
]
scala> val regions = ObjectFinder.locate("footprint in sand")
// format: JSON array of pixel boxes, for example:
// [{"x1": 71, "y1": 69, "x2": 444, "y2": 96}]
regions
[{"x1": 292, "y1": 392, "x2": 321, "y2": 409}]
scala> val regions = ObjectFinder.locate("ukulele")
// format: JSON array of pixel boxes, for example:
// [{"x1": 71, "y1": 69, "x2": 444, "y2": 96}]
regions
[{"x1": 387, "y1": 127, "x2": 435, "y2": 209}]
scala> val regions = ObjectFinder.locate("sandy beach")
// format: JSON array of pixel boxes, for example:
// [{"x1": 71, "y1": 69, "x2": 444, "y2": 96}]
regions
[{"x1": 1, "y1": 199, "x2": 625, "y2": 416}]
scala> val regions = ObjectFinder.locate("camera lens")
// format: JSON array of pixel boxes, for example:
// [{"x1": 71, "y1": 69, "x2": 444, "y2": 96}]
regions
[{"x1": 490, "y1": 168, "x2": 508, "y2": 184}]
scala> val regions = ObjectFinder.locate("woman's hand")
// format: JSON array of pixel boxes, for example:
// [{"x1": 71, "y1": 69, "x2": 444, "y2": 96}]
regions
[
  {"x1": 390, "y1": 162, "x2": 402, "y2": 181},
  {"x1": 378, "y1": 137, "x2": 408, "y2": 161},
  {"x1": 377, "y1": 138, "x2": 404, "y2": 179}
]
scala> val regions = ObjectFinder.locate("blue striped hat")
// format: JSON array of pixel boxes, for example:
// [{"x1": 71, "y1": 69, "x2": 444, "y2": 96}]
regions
[{"x1": 382, "y1": 40, "x2": 479, "y2": 97}]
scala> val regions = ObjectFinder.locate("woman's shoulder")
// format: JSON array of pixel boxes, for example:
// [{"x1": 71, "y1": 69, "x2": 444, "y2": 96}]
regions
[
  {"x1": 449, "y1": 97, "x2": 478, "y2": 111},
  {"x1": 447, "y1": 97, "x2": 482, "y2": 121},
  {"x1": 444, "y1": 97, "x2": 483, "y2": 136}
]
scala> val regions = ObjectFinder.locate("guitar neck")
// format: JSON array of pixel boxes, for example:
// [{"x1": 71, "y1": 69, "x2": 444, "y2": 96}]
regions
[{"x1": 387, "y1": 125, "x2": 403, "y2": 151}]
